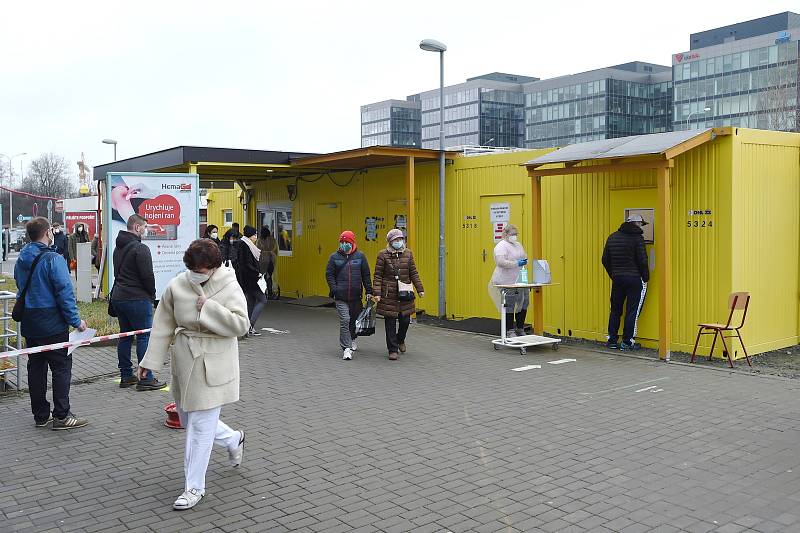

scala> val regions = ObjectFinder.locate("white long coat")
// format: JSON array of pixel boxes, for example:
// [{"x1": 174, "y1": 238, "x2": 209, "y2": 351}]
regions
[{"x1": 140, "y1": 266, "x2": 250, "y2": 412}]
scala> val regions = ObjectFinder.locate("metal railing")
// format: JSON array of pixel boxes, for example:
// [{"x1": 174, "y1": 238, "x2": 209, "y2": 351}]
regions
[{"x1": 0, "y1": 291, "x2": 21, "y2": 392}]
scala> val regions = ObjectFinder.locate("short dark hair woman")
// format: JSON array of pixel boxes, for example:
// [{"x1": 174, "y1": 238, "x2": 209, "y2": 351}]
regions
[{"x1": 138, "y1": 238, "x2": 250, "y2": 511}]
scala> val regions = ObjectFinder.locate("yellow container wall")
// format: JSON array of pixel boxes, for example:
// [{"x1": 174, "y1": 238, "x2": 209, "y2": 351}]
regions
[
  {"x1": 669, "y1": 138, "x2": 733, "y2": 354},
  {"x1": 207, "y1": 189, "x2": 247, "y2": 231},
  {"x1": 243, "y1": 163, "x2": 441, "y2": 315},
  {"x1": 446, "y1": 150, "x2": 551, "y2": 319},
  {"x1": 731, "y1": 129, "x2": 800, "y2": 354}
]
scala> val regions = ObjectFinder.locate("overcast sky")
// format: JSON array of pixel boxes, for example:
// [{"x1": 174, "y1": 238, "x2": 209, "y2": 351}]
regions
[{"x1": 0, "y1": 1, "x2": 792, "y2": 178}]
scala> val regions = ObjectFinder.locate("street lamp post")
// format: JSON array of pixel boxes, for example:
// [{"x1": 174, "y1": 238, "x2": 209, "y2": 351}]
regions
[
  {"x1": 0, "y1": 152, "x2": 26, "y2": 258},
  {"x1": 686, "y1": 106, "x2": 711, "y2": 130},
  {"x1": 102, "y1": 139, "x2": 118, "y2": 161},
  {"x1": 420, "y1": 38, "x2": 447, "y2": 318}
]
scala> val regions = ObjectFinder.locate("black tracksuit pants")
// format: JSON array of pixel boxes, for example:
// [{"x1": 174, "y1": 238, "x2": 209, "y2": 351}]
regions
[{"x1": 608, "y1": 276, "x2": 646, "y2": 344}]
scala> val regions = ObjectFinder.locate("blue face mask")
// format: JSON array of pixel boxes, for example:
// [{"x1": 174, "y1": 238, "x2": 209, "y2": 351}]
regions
[
  {"x1": 339, "y1": 242, "x2": 352, "y2": 253},
  {"x1": 391, "y1": 240, "x2": 404, "y2": 250}
]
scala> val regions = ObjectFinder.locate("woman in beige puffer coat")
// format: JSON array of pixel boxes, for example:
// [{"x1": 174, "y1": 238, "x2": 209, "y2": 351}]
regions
[
  {"x1": 139, "y1": 239, "x2": 250, "y2": 511},
  {"x1": 373, "y1": 228, "x2": 424, "y2": 360}
]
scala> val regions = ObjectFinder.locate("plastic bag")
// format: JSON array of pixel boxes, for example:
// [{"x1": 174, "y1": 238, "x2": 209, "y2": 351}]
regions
[
  {"x1": 257, "y1": 275, "x2": 267, "y2": 293},
  {"x1": 355, "y1": 299, "x2": 376, "y2": 336}
]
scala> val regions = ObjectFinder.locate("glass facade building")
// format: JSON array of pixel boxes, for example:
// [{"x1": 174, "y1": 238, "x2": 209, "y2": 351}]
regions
[
  {"x1": 523, "y1": 63, "x2": 673, "y2": 149},
  {"x1": 673, "y1": 20, "x2": 799, "y2": 131},
  {"x1": 360, "y1": 12, "x2": 799, "y2": 149},
  {"x1": 360, "y1": 100, "x2": 422, "y2": 147},
  {"x1": 419, "y1": 73, "x2": 535, "y2": 149}
]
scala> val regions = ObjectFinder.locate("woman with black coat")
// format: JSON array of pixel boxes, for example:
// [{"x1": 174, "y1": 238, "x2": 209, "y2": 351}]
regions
[{"x1": 234, "y1": 225, "x2": 266, "y2": 337}]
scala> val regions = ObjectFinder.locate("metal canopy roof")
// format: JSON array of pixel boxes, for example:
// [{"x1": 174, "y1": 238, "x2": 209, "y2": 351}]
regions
[
  {"x1": 291, "y1": 146, "x2": 458, "y2": 170},
  {"x1": 93, "y1": 146, "x2": 317, "y2": 180},
  {"x1": 525, "y1": 129, "x2": 716, "y2": 168}
]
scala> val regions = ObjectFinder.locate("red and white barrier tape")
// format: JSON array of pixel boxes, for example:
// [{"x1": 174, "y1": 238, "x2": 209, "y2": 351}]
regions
[{"x1": 0, "y1": 328, "x2": 152, "y2": 360}]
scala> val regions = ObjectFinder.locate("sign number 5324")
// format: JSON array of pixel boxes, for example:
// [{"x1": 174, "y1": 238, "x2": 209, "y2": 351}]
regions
[{"x1": 687, "y1": 220, "x2": 713, "y2": 228}]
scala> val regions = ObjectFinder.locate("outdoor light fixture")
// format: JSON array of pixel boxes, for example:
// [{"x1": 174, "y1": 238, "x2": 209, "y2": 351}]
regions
[
  {"x1": 419, "y1": 37, "x2": 447, "y2": 318},
  {"x1": 102, "y1": 139, "x2": 118, "y2": 161},
  {"x1": 419, "y1": 39, "x2": 447, "y2": 53},
  {"x1": 686, "y1": 107, "x2": 712, "y2": 130}
]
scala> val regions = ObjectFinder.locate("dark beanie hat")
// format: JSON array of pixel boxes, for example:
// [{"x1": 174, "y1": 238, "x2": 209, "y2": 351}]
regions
[{"x1": 243, "y1": 225, "x2": 257, "y2": 238}]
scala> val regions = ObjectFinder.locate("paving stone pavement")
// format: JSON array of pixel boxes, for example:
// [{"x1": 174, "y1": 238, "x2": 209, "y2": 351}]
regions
[{"x1": 2, "y1": 301, "x2": 800, "y2": 533}]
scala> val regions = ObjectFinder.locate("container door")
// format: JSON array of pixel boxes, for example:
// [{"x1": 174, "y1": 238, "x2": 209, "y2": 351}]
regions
[
  {"x1": 609, "y1": 188, "x2": 657, "y2": 341},
  {"x1": 312, "y1": 202, "x2": 342, "y2": 297},
  {"x1": 479, "y1": 194, "x2": 524, "y2": 318}
]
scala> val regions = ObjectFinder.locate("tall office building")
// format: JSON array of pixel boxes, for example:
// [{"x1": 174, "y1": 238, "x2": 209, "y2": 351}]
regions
[
  {"x1": 417, "y1": 73, "x2": 537, "y2": 149},
  {"x1": 360, "y1": 99, "x2": 422, "y2": 148},
  {"x1": 673, "y1": 12, "x2": 799, "y2": 131},
  {"x1": 361, "y1": 73, "x2": 537, "y2": 150},
  {"x1": 523, "y1": 62, "x2": 673, "y2": 149}
]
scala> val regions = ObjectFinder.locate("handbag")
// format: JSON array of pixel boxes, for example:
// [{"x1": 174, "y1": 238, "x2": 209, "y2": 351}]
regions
[
  {"x1": 108, "y1": 241, "x2": 139, "y2": 318},
  {"x1": 12, "y1": 251, "x2": 51, "y2": 322},
  {"x1": 389, "y1": 255, "x2": 415, "y2": 302},
  {"x1": 355, "y1": 299, "x2": 376, "y2": 336}
]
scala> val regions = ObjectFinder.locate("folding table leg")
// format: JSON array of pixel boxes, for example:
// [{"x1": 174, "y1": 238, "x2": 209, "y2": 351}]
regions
[{"x1": 736, "y1": 330, "x2": 752, "y2": 367}]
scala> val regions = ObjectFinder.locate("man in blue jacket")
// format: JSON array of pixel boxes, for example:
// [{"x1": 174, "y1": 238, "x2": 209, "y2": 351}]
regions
[
  {"x1": 325, "y1": 230, "x2": 372, "y2": 361},
  {"x1": 15, "y1": 217, "x2": 88, "y2": 430}
]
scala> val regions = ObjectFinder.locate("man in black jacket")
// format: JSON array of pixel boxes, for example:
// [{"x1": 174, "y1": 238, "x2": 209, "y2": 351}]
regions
[
  {"x1": 602, "y1": 214, "x2": 650, "y2": 350},
  {"x1": 111, "y1": 214, "x2": 167, "y2": 391},
  {"x1": 52, "y1": 223, "x2": 69, "y2": 264}
]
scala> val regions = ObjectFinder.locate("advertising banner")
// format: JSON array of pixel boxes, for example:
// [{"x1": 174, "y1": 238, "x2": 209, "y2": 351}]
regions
[
  {"x1": 106, "y1": 172, "x2": 199, "y2": 299},
  {"x1": 65, "y1": 211, "x2": 98, "y2": 239}
]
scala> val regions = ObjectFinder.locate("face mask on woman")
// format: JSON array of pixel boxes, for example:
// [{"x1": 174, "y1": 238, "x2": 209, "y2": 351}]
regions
[
  {"x1": 391, "y1": 240, "x2": 404, "y2": 250},
  {"x1": 210, "y1": 232, "x2": 218, "y2": 239},
  {"x1": 508, "y1": 235, "x2": 519, "y2": 243},
  {"x1": 339, "y1": 242, "x2": 352, "y2": 253},
  {"x1": 188, "y1": 270, "x2": 211, "y2": 285}
]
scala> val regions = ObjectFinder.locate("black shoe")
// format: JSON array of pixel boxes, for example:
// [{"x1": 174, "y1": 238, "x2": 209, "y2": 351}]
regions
[
  {"x1": 620, "y1": 340, "x2": 639, "y2": 351},
  {"x1": 119, "y1": 375, "x2": 138, "y2": 388},
  {"x1": 52, "y1": 413, "x2": 88, "y2": 430},
  {"x1": 514, "y1": 328, "x2": 525, "y2": 337},
  {"x1": 136, "y1": 378, "x2": 168, "y2": 391},
  {"x1": 248, "y1": 327, "x2": 262, "y2": 337},
  {"x1": 606, "y1": 341, "x2": 620, "y2": 350},
  {"x1": 34, "y1": 415, "x2": 53, "y2": 428}
]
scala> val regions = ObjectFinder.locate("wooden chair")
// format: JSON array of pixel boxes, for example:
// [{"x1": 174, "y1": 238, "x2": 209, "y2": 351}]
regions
[{"x1": 691, "y1": 292, "x2": 751, "y2": 368}]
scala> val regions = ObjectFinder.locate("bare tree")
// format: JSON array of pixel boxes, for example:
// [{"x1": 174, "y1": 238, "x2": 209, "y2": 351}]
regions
[
  {"x1": 20, "y1": 153, "x2": 78, "y2": 198},
  {"x1": 757, "y1": 68, "x2": 800, "y2": 132}
]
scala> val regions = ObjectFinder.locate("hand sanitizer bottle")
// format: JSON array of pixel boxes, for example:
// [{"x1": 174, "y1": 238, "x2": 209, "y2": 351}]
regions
[{"x1": 516, "y1": 266, "x2": 529, "y2": 284}]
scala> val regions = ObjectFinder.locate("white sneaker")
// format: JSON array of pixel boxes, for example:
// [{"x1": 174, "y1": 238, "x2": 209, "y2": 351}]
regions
[
  {"x1": 229, "y1": 430, "x2": 245, "y2": 467},
  {"x1": 351, "y1": 340, "x2": 358, "y2": 351},
  {"x1": 342, "y1": 348, "x2": 353, "y2": 360},
  {"x1": 173, "y1": 488, "x2": 204, "y2": 510}
]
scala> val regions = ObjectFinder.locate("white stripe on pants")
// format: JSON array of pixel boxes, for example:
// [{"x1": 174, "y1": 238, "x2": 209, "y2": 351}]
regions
[{"x1": 176, "y1": 402, "x2": 239, "y2": 492}]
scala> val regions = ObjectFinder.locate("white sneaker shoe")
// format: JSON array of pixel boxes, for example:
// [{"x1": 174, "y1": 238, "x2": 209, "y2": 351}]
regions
[
  {"x1": 173, "y1": 488, "x2": 204, "y2": 510},
  {"x1": 229, "y1": 430, "x2": 245, "y2": 467},
  {"x1": 351, "y1": 340, "x2": 358, "y2": 351},
  {"x1": 342, "y1": 348, "x2": 353, "y2": 360}
]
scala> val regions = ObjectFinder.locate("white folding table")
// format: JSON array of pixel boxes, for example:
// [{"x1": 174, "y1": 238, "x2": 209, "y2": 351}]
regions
[{"x1": 492, "y1": 283, "x2": 560, "y2": 355}]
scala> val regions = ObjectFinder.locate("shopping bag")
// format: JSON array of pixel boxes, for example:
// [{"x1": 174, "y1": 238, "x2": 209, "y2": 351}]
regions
[
  {"x1": 257, "y1": 275, "x2": 267, "y2": 293},
  {"x1": 355, "y1": 299, "x2": 376, "y2": 336}
]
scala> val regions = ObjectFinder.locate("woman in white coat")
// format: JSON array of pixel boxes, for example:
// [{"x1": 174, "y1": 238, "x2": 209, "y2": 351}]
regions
[
  {"x1": 138, "y1": 239, "x2": 250, "y2": 511},
  {"x1": 488, "y1": 224, "x2": 529, "y2": 337}
]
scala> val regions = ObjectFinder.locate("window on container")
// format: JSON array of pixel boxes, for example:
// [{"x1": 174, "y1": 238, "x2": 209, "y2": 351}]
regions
[{"x1": 224, "y1": 210, "x2": 233, "y2": 226}]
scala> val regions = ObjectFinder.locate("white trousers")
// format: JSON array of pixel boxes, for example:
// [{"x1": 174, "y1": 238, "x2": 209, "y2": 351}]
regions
[{"x1": 176, "y1": 402, "x2": 240, "y2": 492}]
